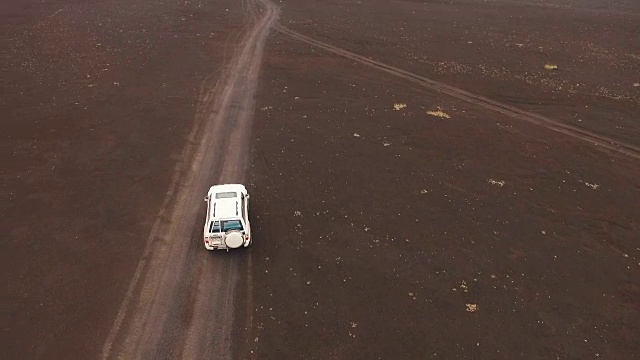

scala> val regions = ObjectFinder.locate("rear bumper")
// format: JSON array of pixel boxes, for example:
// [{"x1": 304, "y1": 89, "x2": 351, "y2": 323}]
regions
[
  {"x1": 204, "y1": 239, "x2": 250, "y2": 250},
  {"x1": 205, "y1": 244, "x2": 227, "y2": 251}
]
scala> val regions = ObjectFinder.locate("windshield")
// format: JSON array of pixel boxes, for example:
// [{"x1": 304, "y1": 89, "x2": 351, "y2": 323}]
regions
[
  {"x1": 221, "y1": 220, "x2": 243, "y2": 232},
  {"x1": 215, "y1": 192, "x2": 237, "y2": 199}
]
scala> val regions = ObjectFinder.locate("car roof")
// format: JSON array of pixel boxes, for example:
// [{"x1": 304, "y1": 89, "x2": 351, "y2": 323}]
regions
[{"x1": 210, "y1": 198, "x2": 240, "y2": 219}]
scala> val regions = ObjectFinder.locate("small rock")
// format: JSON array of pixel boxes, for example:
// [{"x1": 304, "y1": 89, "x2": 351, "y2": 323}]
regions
[
  {"x1": 393, "y1": 102, "x2": 407, "y2": 111},
  {"x1": 584, "y1": 182, "x2": 599, "y2": 190},
  {"x1": 426, "y1": 109, "x2": 451, "y2": 119}
]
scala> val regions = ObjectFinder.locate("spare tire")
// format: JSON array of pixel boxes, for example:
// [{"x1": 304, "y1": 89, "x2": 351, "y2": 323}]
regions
[{"x1": 225, "y1": 231, "x2": 244, "y2": 249}]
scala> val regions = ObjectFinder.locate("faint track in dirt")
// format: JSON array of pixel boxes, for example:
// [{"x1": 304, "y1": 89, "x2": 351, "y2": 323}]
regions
[
  {"x1": 276, "y1": 25, "x2": 640, "y2": 161},
  {"x1": 100, "y1": 0, "x2": 279, "y2": 359}
]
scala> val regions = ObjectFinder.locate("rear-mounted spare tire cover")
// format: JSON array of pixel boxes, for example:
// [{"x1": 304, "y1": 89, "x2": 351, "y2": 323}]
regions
[{"x1": 225, "y1": 232, "x2": 244, "y2": 249}]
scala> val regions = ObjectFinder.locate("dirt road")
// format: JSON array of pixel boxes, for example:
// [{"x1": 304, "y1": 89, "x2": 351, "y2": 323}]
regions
[
  {"x1": 100, "y1": 0, "x2": 278, "y2": 358},
  {"x1": 276, "y1": 26, "x2": 640, "y2": 160}
]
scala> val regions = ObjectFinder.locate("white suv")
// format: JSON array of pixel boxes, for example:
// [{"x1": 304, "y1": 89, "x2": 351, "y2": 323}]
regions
[{"x1": 203, "y1": 184, "x2": 252, "y2": 250}]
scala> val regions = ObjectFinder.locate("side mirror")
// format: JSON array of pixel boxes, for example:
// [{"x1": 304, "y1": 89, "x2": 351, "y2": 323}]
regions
[
  {"x1": 246, "y1": 194, "x2": 250, "y2": 199},
  {"x1": 204, "y1": 196, "x2": 209, "y2": 202}
]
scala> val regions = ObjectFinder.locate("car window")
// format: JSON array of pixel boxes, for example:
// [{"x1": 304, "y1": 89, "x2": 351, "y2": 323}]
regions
[
  {"x1": 221, "y1": 220, "x2": 243, "y2": 232},
  {"x1": 215, "y1": 192, "x2": 236, "y2": 199},
  {"x1": 240, "y1": 195, "x2": 245, "y2": 220},
  {"x1": 209, "y1": 221, "x2": 220, "y2": 233}
]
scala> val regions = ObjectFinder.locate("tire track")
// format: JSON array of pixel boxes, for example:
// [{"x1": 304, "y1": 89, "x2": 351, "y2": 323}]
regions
[
  {"x1": 276, "y1": 25, "x2": 640, "y2": 160},
  {"x1": 100, "y1": 0, "x2": 279, "y2": 359}
]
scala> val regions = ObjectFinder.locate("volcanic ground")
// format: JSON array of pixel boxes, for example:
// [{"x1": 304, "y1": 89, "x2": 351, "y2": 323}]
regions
[{"x1": 4, "y1": 0, "x2": 640, "y2": 359}]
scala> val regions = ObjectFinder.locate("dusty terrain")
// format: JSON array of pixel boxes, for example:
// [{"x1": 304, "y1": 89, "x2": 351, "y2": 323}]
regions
[{"x1": 3, "y1": 0, "x2": 639, "y2": 359}]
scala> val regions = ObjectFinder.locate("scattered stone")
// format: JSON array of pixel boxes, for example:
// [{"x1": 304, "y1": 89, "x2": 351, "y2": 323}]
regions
[
  {"x1": 426, "y1": 109, "x2": 451, "y2": 119},
  {"x1": 584, "y1": 182, "x2": 599, "y2": 190},
  {"x1": 466, "y1": 303, "x2": 479, "y2": 312},
  {"x1": 393, "y1": 102, "x2": 407, "y2": 111}
]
